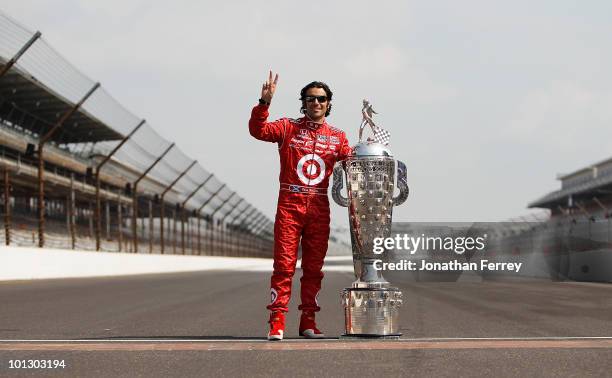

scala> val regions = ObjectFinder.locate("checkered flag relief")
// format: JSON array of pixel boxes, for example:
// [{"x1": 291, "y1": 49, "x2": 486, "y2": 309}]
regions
[{"x1": 372, "y1": 126, "x2": 391, "y2": 146}]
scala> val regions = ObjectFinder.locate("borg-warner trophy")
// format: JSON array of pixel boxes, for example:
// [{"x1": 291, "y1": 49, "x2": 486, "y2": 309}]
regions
[{"x1": 332, "y1": 100, "x2": 409, "y2": 338}]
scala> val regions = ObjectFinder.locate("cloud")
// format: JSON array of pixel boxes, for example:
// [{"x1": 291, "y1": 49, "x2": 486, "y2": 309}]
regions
[
  {"x1": 505, "y1": 81, "x2": 612, "y2": 152},
  {"x1": 3, "y1": 1, "x2": 612, "y2": 223},
  {"x1": 344, "y1": 44, "x2": 405, "y2": 77},
  {"x1": 341, "y1": 44, "x2": 456, "y2": 105}
]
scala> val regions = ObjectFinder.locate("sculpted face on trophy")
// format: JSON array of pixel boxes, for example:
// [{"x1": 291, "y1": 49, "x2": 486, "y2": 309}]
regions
[{"x1": 332, "y1": 99, "x2": 409, "y2": 338}]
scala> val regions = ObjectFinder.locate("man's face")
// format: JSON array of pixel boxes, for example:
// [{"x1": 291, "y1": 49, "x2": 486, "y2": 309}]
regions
[{"x1": 303, "y1": 87, "x2": 329, "y2": 121}]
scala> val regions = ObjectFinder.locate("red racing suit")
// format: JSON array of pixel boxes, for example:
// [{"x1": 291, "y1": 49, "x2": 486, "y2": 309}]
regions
[{"x1": 249, "y1": 103, "x2": 351, "y2": 313}]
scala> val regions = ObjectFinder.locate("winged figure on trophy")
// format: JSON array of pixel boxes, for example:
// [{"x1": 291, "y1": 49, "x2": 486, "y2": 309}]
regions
[
  {"x1": 332, "y1": 99, "x2": 409, "y2": 338},
  {"x1": 359, "y1": 99, "x2": 391, "y2": 146}
]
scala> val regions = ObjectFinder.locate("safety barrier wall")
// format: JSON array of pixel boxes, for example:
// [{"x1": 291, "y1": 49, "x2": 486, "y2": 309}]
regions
[{"x1": 0, "y1": 11, "x2": 275, "y2": 256}]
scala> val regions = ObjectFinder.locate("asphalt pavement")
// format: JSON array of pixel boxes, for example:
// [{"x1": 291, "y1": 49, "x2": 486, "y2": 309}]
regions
[{"x1": 1, "y1": 268, "x2": 612, "y2": 377}]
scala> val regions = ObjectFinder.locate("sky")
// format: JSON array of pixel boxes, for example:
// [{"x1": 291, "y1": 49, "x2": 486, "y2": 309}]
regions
[{"x1": 2, "y1": 0, "x2": 612, "y2": 230}]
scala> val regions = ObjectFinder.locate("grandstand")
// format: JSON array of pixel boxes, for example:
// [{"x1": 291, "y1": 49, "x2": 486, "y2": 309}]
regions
[{"x1": 0, "y1": 11, "x2": 274, "y2": 257}]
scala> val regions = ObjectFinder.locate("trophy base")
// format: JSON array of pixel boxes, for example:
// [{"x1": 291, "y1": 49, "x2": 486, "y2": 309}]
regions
[
  {"x1": 341, "y1": 287, "x2": 403, "y2": 337},
  {"x1": 339, "y1": 334, "x2": 401, "y2": 340}
]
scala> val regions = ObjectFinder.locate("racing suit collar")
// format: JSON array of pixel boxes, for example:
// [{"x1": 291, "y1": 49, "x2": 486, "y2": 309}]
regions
[{"x1": 303, "y1": 114, "x2": 326, "y2": 130}]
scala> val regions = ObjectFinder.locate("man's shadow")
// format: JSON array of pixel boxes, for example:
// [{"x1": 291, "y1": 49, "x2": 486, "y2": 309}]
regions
[{"x1": 79, "y1": 335, "x2": 339, "y2": 341}]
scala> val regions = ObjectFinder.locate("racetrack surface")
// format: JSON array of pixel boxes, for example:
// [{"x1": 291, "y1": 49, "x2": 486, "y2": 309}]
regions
[{"x1": 1, "y1": 269, "x2": 611, "y2": 377}]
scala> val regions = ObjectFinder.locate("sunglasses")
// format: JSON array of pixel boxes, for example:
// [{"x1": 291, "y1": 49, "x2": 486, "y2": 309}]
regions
[{"x1": 303, "y1": 95, "x2": 328, "y2": 103}]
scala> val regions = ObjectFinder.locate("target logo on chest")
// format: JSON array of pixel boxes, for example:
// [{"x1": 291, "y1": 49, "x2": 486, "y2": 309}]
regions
[{"x1": 296, "y1": 153, "x2": 326, "y2": 186}]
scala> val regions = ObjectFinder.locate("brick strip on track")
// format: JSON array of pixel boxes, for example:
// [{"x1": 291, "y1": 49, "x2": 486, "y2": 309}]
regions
[{"x1": 2, "y1": 339, "x2": 612, "y2": 351}]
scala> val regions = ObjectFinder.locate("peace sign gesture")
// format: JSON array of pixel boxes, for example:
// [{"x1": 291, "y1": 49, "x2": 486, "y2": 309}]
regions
[{"x1": 260, "y1": 70, "x2": 279, "y2": 104}]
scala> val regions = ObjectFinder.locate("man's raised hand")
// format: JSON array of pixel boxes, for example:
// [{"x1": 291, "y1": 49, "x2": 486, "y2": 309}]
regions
[{"x1": 261, "y1": 70, "x2": 279, "y2": 104}]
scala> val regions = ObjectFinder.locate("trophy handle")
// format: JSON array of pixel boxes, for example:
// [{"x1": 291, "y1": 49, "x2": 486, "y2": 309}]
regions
[
  {"x1": 392, "y1": 160, "x2": 409, "y2": 206},
  {"x1": 332, "y1": 164, "x2": 349, "y2": 207}
]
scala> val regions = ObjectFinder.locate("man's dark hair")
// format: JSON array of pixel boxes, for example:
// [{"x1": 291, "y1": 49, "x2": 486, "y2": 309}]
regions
[{"x1": 300, "y1": 81, "x2": 333, "y2": 117}]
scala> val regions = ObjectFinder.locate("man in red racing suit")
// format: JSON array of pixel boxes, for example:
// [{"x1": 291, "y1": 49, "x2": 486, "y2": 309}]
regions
[{"x1": 249, "y1": 72, "x2": 351, "y2": 340}]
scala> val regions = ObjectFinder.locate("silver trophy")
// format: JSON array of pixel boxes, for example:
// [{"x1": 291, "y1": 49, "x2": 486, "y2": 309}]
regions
[{"x1": 332, "y1": 100, "x2": 409, "y2": 338}]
